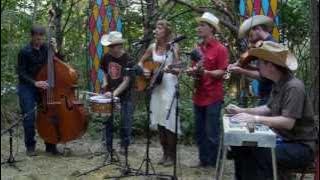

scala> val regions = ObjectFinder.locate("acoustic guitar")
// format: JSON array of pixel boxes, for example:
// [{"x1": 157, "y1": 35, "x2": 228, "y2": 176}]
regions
[
  {"x1": 134, "y1": 60, "x2": 187, "y2": 92},
  {"x1": 134, "y1": 60, "x2": 161, "y2": 92}
]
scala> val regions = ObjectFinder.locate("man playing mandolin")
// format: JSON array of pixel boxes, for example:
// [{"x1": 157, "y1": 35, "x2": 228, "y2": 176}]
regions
[{"x1": 186, "y1": 12, "x2": 229, "y2": 167}]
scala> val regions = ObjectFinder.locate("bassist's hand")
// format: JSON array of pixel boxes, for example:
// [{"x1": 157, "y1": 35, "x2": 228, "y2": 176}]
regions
[
  {"x1": 50, "y1": 38, "x2": 58, "y2": 53},
  {"x1": 35, "y1": 81, "x2": 49, "y2": 90}
]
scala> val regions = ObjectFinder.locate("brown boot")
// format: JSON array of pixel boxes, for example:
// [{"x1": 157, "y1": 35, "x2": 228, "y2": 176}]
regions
[
  {"x1": 163, "y1": 130, "x2": 176, "y2": 167},
  {"x1": 163, "y1": 156, "x2": 174, "y2": 167},
  {"x1": 158, "y1": 153, "x2": 168, "y2": 165},
  {"x1": 158, "y1": 142, "x2": 168, "y2": 165},
  {"x1": 158, "y1": 126, "x2": 168, "y2": 165}
]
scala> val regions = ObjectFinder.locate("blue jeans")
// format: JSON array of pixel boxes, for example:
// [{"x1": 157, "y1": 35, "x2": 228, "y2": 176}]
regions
[
  {"x1": 17, "y1": 84, "x2": 39, "y2": 149},
  {"x1": 105, "y1": 100, "x2": 134, "y2": 151},
  {"x1": 194, "y1": 101, "x2": 223, "y2": 166},
  {"x1": 232, "y1": 143, "x2": 315, "y2": 180}
]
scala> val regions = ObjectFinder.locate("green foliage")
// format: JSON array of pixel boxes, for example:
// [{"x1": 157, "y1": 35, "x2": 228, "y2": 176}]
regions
[{"x1": 280, "y1": 0, "x2": 313, "y2": 89}]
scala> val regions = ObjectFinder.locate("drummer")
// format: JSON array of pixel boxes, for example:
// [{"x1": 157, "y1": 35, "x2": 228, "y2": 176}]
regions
[{"x1": 100, "y1": 31, "x2": 134, "y2": 155}]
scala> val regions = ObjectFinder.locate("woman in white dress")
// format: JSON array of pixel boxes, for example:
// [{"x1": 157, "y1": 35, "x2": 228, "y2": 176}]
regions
[{"x1": 138, "y1": 20, "x2": 181, "y2": 166}]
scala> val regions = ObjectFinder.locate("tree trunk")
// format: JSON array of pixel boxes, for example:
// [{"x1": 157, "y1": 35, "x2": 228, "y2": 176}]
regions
[
  {"x1": 138, "y1": 0, "x2": 157, "y2": 56},
  {"x1": 31, "y1": 0, "x2": 38, "y2": 24},
  {"x1": 310, "y1": 0, "x2": 319, "y2": 118},
  {"x1": 52, "y1": 0, "x2": 64, "y2": 54}
]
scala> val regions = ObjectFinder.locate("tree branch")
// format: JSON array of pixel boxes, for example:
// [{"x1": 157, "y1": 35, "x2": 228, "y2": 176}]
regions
[
  {"x1": 62, "y1": 0, "x2": 76, "y2": 34},
  {"x1": 211, "y1": 0, "x2": 236, "y2": 25},
  {"x1": 172, "y1": 0, "x2": 238, "y2": 34},
  {"x1": 1, "y1": 0, "x2": 9, "y2": 15}
]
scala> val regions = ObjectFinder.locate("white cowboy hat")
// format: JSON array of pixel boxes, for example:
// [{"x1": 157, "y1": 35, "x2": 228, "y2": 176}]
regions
[
  {"x1": 101, "y1": 31, "x2": 126, "y2": 46},
  {"x1": 238, "y1": 15, "x2": 274, "y2": 38},
  {"x1": 241, "y1": 41, "x2": 298, "y2": 71},
  {"x1": 196, "y1": 12, "x2": 221, "y2": 32}
]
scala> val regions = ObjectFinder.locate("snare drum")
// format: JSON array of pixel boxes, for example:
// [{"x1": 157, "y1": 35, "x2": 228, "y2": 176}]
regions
[{"x1": 89, "y1": 95, "x2": 120, "y2": 117}]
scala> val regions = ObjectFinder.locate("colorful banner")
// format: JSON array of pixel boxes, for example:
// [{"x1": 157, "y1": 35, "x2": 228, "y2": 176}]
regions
[
  {"x1": 87, "y1": 0, "x2": 122, "y2": 92},
  {"x1": 239, "y1": 0, "x2": 280, "y2": 42}
]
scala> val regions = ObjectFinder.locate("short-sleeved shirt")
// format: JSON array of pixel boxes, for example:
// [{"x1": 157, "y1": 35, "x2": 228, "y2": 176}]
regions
[
  {"x1": 267, "y1": 74, "x2": 318, "y2": 152},
  {"x1": 100, "y1": 53, "x2": 134, "y2": 101},
  {"x1": 192, "y1": 38, "x2": 229, "y2": 106}
]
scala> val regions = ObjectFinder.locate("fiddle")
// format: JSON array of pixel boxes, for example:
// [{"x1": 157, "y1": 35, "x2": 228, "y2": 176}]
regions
[{"x1": 224, "y1": 51, "x2": 255, "y2": 80}]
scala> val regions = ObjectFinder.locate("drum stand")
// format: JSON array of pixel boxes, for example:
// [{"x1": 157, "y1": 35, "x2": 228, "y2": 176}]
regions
[{"x1": 78, "y1": 92, "x2": 123, "y2": 177}]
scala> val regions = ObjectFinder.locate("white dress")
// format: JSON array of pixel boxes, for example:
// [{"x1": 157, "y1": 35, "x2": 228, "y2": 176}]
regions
[{"x1": 150, "y1": 44, "x2": 181, "y2": 134}]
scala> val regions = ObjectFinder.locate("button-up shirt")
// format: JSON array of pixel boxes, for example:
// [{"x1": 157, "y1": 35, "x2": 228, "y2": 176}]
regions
[
  {"x1": 267, "y1": 74, "x2": 318, "y2": 152},
  {"x1": 17, "y1": 43, "x2": 48, "y2": 85},
  {"x1": 192, "y1": 38, "x2": 229, "y2": 106}
]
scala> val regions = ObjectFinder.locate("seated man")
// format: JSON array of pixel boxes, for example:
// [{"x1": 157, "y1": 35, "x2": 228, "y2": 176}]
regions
[{"x1": 226, "y1": 41, "x2": 318, "y2": 180}]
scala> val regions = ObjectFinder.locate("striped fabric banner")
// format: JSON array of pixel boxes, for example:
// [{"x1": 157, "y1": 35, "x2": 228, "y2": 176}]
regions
[
  {"x1": 87, "y1": 0, "x2": 123, "y2": 92},
  {"x1": 239, "y1": 0, "x2": 280, "y2": 41}
]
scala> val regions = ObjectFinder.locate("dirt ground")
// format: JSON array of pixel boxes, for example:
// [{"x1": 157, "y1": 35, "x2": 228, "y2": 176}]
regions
[{"x1": 1, "y1": 133, "x2": 314, "y2": 180}]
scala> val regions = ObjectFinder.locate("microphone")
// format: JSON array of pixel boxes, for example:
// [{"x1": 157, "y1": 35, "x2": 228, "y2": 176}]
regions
[
  {"x1": 168, "y1": 35, "x2": 187, "y2": 45},
  {"x1": 189, "y1": 48, "x2": 203, "y2": 62},
  {"x1": 132, "y1": 38, "x2": 152, "y2": 46},
  {"x1": 125, "y1": 65, "x2": 144, "y2": 76}
]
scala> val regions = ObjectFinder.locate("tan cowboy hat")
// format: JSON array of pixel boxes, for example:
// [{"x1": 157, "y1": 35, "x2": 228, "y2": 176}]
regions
[
  {"x1": 196, "y1": 12, "x2": 221, "y2": 32},
  {"x1": 238, "y1": 15, "x2": 274, "y2": 38},
  {"x1": 101, "y1": 31, "x2": 126, "y2": 46},
  {"x1": 242, "y1": 41, "x2": 298, "y2": 71}
]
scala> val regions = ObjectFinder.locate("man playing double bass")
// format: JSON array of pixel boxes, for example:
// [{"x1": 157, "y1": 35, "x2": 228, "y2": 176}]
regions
[{"x1": 17, "y1": 25, "x2": 63, "y2": 156}]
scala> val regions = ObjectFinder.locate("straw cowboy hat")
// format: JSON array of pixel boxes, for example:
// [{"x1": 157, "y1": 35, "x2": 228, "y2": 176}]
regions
[
  {"x1": 242, "y1": 41, "x2": 298, "y2": 71},
  {"x1": 196, "y1": 12, "x2": 221, "y2": 32},
  {"x1": 238, "y1": 15, "x2": 274, "y2": 38},
  {"x1": 101, "y1": 31, "x2": 125, "y2": 46}
]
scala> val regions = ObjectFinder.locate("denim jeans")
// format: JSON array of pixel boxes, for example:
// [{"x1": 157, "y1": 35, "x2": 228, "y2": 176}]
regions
[
  {"x1": 105, "y1": 99, "x2": 134, "y2": 151},
  {"x1": 17, "y1": 84, "x2": 39, "y2": 149},
  {"x1": 194, "y1": 100, "x2": 223, "y2": 166},
  {"x1": 232, "y1": 142, "x2": 315, "y2": 180}
]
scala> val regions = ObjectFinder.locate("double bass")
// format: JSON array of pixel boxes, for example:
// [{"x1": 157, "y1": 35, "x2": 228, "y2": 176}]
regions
[{"x1": 35, "y1": 10, "x2": 87, "y2": 144}]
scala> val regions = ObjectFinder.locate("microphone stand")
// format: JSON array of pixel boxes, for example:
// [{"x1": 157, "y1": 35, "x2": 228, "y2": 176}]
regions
[
  {"x1": 164, "y1": 44, "x2": 194, "y2": 180},
  {"x1": 165, "y1": 82, "x2": 179, "y2": 180},
  {"x1": 131, "y1": 86, "x2": 173, "y2": 179},
  {"x1": 118, "y1": 45, "x2": 174, "y2": 180},
  {"x1": 1, "y1": 108, "x2": 36, "y2": 171},
  {"x1": 1, "y1": 121, "x2": 23, "y2": 172}
]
